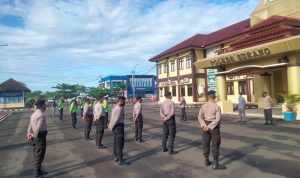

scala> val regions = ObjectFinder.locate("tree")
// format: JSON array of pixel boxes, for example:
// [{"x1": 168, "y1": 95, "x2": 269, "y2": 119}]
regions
[
  {"x1": 88, "y1": 87, "x2": 110, "y2": 98},
  {"x1": 25, "y1": 91, "x2": 43, "y2": 99},
  {"x1": 51, "y1": 83, "x2": 86, "y2": 99}
]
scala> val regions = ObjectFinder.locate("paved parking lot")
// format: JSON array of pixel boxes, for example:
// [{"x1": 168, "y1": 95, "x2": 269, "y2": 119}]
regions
[{"x1": 0, "y1": 104, "x2": 299, "y2": 178}]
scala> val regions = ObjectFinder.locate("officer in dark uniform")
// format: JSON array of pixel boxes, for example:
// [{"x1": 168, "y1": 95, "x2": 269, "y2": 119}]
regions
[
  {"x1": 160, "y1": 92, "x2": 176, "y2": 155},
  {"x1": 198, "y1": 90, "x2": 225, "y2": 170}
]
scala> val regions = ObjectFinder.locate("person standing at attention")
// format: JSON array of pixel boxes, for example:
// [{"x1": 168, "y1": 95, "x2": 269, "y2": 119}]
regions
[
  {"x1": 27, "y1": 99, "x2": 48, "y2": 178},
  {"x1": 238, "y1": 93, "x2": 246, "y2": 123},
  {"x1": 103, "y1": 96, "x2": 110, "y2": 129},
  {"x1": 108, "y1": 96, "x2": 130, "y2": 165},
  {"x1": 133, "y1": 96, "x2": 143, "y2": 142},
  {"x1": 82, "y1": 99, "x2": 93, "y2": 140},
  {"x1": 160, "y1": 92, "x2": 177, "y2": 155},
  {"x1": 179, "y1": 95, "x2": 187, "y2": 121},
  {"x1": 198, "y1": 90, "x2": 225, "y2": 170},
  {"x1": 93, "y1": 96, "x2": 106, "y2": 149},
  {"x1": 52, "y1": 100, "x2": 57, "y2": 118},
  {"x1": 70, "y1": 99, "x2": 78, "y2": 129},
  {"x1": 58, "y1": 99, "x2": 65, "y2": 120},
  {"x1": 263, "y1": 91, "x2": 273, "y2": 125}
]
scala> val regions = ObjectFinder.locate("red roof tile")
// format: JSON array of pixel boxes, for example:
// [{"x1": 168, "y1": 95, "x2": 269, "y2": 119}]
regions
[
  {"x1": 149, "y1": 19, "x2": 250, "y2": 62},
  {"x1": 230, "y1": 16, "x2": 300, "y2": 51}
]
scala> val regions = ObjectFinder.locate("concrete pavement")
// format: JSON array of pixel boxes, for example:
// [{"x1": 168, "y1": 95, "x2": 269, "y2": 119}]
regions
[{"x1": 0, "y1": 104, "x2": 299, "y2": 178}]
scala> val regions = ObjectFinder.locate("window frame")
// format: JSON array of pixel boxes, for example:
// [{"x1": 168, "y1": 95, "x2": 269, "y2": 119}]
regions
[
  {"x1": 226, "y1": 82, "x2": 234, "y2": 95},
  {"x1": 187, "y1": 85, "x2": 193, "y2": 96}
]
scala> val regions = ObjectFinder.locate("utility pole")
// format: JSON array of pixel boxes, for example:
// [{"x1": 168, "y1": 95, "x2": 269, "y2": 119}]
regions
[{"x1": 132, "y1": 64, "x2": 139, "y2": 99}]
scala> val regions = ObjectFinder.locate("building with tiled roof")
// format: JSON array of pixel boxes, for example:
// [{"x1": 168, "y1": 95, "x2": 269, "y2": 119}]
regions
[
  {"x1": 0, "y1": 78, "x2": 30, "y2": 109},
  {"x1": 149, "y1": 0, "x2": 300, "y2": 120}
]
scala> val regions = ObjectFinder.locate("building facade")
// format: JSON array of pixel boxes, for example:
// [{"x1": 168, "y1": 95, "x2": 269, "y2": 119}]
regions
[
  {"x1": 149, "y1": 0, "x2": 300, "y2": 120},
  {"x1": 194, "y1": 0, "x2": 300, "y2": 120},
  {"x1": 99, "y1": 75, "x2": 156, "y2": 98},
  {"x1": 0, "y1": 78, "x2": 31, "y2": 109}
]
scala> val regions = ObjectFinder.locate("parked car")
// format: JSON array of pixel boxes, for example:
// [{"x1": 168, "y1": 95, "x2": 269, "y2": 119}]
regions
[{"x1": 147, "y1": 96, "x2": 157, "y2": 102}]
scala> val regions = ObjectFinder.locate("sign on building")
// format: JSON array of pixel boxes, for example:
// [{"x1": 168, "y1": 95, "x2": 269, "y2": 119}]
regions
[{"x1": 206, "y1": 69, "x2": 218, "y2": 92}]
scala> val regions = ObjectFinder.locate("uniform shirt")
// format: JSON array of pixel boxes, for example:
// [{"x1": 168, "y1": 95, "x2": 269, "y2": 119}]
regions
[
  {"x1": 102, "y1": 99, "x2": 110, "y2": 112},
  {"x1": 160, "y1": 98, "x2": 175, "y2": 120},
  {"x1": 27, "y1": 109, "x2": 47, "y2": 137},
  {"x1": 108, "y1": 104, "x2": 125, "y2": 130},
  {"x1": 58, "y1": 102, "x2": 65, "y2": 109},
  {"x1": 264, "y1": 96, "x2": 272, "y2": 109},
  {"x1": 69, "y1": 103, "x2": 78, "y2": 113},
  {"x1": 238, "y1": 96, "x2": 246, "y2": 109},
  {"x1": 133, "y1": 102, "x2": 142, "y2": 122},
  {"x1": 198, "y1": 101, "x2": 221, "y2": 130},
  {"x1": 179, "y1": 97, "x2": 186, "y2": 109},
  {"x1": 83, "y1": 103, "x2": 93, "y2": 118},
  {"x1": 93, "y1": 102, "x2": 105, "y2": 121}
]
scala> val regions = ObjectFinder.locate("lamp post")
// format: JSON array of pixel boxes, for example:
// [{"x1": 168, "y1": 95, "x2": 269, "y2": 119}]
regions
[{"x1": 132, "y1": 64, "x2": 139, "y2": 99}]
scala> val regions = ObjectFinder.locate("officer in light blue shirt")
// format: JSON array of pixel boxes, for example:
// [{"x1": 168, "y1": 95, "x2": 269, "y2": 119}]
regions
[{"x1": 238, "y1": 93, "x2": 246, "y2": 123}]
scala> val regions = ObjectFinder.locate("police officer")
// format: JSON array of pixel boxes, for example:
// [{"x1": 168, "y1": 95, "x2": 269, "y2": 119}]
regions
[
  {"x1": 160, "y1": 92, "x2": 176, "y2": 155},
  {"x1": 103, "y1": 95, "x2": 110, "y2": 128},
  {"x1": 82, "y1": 99, "x2": 93, "y2": 140},
  {"x1": 179, "y1": 95, "x2": 187, "y2": 121},
  {"x1": 80, "y1": 99, "x2": 85, "y2": 117},
  {"x1": 108, "y1": 96, "x2": 130, "y2": 165},
  {"x1": 58, "y1": 99, "x2": 65, "y2": 120},
  {"x1": 93, "y1": 96, "x2": 106, "y2": 149},
  {"x1": 133, "y1": 96, "x2": 143, "y2": 142},
  {"x1": 27, "y1": 99, "x2": 48, "y2": 178},
  {"x1": 198, "y1": 90, "x2": 225, "y2": 170},
  {"x1": 52, "y1": 100, "x2": 57, "y2": 118},
  {"x1": 70, "y1": 99, "x2": 78, "y2": 129}
]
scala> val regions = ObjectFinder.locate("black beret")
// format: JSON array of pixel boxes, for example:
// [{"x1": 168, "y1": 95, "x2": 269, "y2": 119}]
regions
[
  {"x1": 118, "y1": 96, "x2": 126, "y2": 101},
  {"x1": 207, "y1": 90, "x2": 216, "y2": 95},
  {"x1": 35, "y1": 99, "x2": 46, "y2": 107}
]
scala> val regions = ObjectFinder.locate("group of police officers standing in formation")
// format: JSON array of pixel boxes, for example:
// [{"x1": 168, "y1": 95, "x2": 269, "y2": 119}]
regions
[{"x1": 27, "y1": 90, "x2": 228, "y2": 177}]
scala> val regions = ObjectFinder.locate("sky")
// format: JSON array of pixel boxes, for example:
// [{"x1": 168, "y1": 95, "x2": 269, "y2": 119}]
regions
[{"x1": 0, "y1": 0, "x2": 260, "y2": 92}]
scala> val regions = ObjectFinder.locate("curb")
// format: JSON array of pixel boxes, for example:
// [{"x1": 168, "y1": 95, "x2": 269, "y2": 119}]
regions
[{"x1": 0, "y1": 113, "x2": 12, "y2": 123}]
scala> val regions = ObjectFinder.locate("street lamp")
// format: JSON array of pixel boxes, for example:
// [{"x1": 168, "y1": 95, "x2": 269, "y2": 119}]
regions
[{"x1": 132, "y1": 64, "x2": 139, "y2": 99}]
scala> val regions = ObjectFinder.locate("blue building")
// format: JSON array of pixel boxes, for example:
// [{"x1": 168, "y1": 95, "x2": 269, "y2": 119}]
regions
[{"x1": 99, "y1": 75, "x2": 157, "y2": 98}]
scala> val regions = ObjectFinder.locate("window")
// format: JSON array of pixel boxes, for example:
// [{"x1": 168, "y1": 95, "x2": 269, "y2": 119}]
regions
[
  {"x1": 158, "y1": 64, "x2": 162, "y2": 74},
  {"x1": 0, "y1": 96, "x2": 23, "y2": 104},
  {"x1": 180, "y1": 86, "x2": 185, "y2": 96},
  {"x1": 171, "y1": 62, "x2": 175, "y2": 72},
  {"x1": 186, "y1": 57, "x2": 192, "y2": 68},
  {"x1": 187, "y1": 85, "x2": 193, "y2": 96},
  {"x1": 164, "y1": 64, "x2": 168, "y2": 73},
  {"x1": 179, "y1": 58, "x2": 184, "y2": 70},
  {"x1": 226, "y1": 82, "x2": 234, "y2": 95},
  {"x1": 172, "y1": 86, "x2": 177, "y2": 97},
  {"x1": 239, "y1": 81, "x2": 246, "y2": 95}
]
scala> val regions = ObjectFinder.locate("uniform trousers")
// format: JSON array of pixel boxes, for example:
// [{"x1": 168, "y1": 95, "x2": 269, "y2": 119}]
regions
[
  {"x1": 104, "y1": 112, "x2": 109, "y2": 128},
  {"x1": 135, "y1": 114, "x2": 143, "y2": 141},
  {"x1": 238, "y1": 107, "x2": 246, "y2": 121},
  {"x1": 113, "y1": 123, "x2": 125, "y2": 160},
  {"x1": 84, "y1": 115, "x2": 93, "y2": 139},
  {"x1": 162, "y1": 116, "x2": 176, "y2": 151},
  {"x1": 32, "y1": 131, "x2": 47, "y2": 177},
  {"x1": 203, "y1": 121, "x2": 221, "y2": 163},
  {"x1": 71, "y1": 112, "x2": 77, "y2": 128},
  {"x1": 264, "y1": 109, "x2": 273, "y2": 124},
  {"x1": 181, "y1": 107, "x2": 187, "y2": 120},
  {"x1": 59, "y1": 109, "x2": 63, "y2": 120},
  {"x1": 95, "y1": 116, "x2": 105, "y2": 146}
]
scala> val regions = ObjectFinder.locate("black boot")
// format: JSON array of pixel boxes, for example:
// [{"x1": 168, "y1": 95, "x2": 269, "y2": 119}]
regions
[
  {"x1": 212, "y1": 159, "x2": 226, "y2": 170},
  {"x1": 205, "y1": 159, "x2": 212, "y2": 167}
]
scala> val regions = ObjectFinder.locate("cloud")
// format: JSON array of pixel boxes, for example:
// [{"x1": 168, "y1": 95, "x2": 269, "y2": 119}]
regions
[{"x1": 0, "y1": 0, "x2": 259, "y2": 91}]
